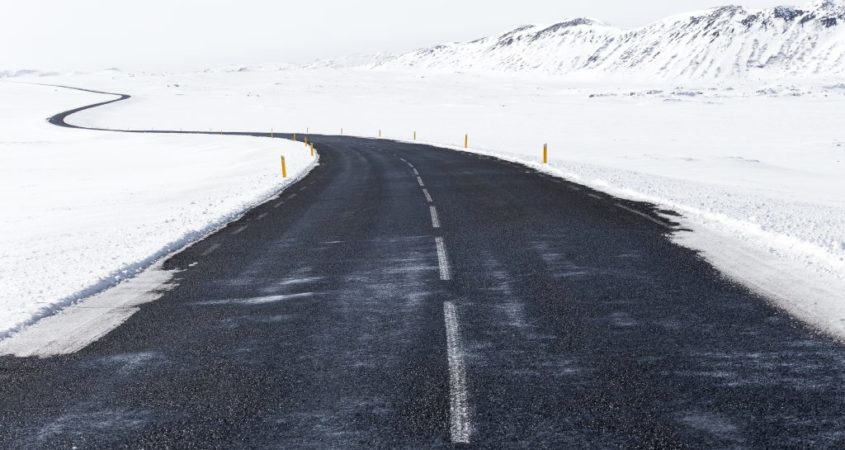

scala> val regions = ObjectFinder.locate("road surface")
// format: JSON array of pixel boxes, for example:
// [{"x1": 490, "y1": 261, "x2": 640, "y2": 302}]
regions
[{"x1": 2, "y1": 89, "x2": 845, "y2": 448}]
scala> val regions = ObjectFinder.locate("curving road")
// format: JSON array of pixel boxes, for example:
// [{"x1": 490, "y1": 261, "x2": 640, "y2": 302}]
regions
[{"x1": 2, "y1": 88, "x2": 845, "y2": 448}]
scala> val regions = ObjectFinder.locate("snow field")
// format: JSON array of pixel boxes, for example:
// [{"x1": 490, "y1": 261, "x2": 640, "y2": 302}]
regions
[{"x1": 0, "y1": 82, "x2": 316, "y2": 336}]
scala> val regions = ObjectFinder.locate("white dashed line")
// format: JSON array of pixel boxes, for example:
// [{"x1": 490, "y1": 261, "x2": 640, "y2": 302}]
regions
[
  {"x1": 257, "y1": 212, "x2": 268, "y2": 220},
  {"x1": 417, "y1": 177, "x2": 425, "y2": 187},
  {"x1": 299, "y1": 186, "x2": 307, "y2": 192},
  {"x1": 274, "y1": 201, "x2": 285, "y2": 208},
  {"x1": 288, "y1": 193, "x2": 297, "y2": 199},
  {"x1": 435, "y1": 237, "x2": 451, "y2": 281},
  {"x1": 444, "y1": 301, "x2": 471, "y2": 444},
  {"x1": 422, "y1": 189, "x2": 433, "y2": 203},
  {"x1": 588, "y1": 193, "x2": 602, "y2": 200},
  {"x1": 413, "y1": 168, "x2": 420, "y2": 176},
  {"x1": 201, "y1": 243, "x2": 221, "y2": 256},
  {"x1": 430, "y1": 206, "x2": 441, "y2": 229},
  {"x1": 232, "y1": 225, "x2": 249, "y2": 235},
  {"x1": 568, "y1": 186, "x2": 581, "y2": 191},
  {"x1": 614, "y1": 203, "x2": 670, "y2": 228}
]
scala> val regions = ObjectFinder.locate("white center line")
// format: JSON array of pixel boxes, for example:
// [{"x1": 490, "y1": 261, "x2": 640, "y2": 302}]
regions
[
  {"x1": 201, "y1": 243, "x2": 221, "y2": 256},
  {"x1": 614, "y1": 203, "x2": 670, "y2": 228},
  {"x1": 257, "y1": 212, "x2": 268, "y2": 220},
  {"x1": 430, "y1": 206, "x2": 441, "y2": 229},
  {"x1": 231, "y1": 225, "x2": 249, "y2": 235},
  {"x1": 444, "y1": 301, "x2": 471, "y2": 444},
  {"x1": 417, "y1": 176, "x2": 425, "y2": 187},
  {"x1": 435, "y1": 237, "x2": 451, "y2": 281},
  {"x1": 422, "y1": 188, "x2": 433, "y2": 203}
]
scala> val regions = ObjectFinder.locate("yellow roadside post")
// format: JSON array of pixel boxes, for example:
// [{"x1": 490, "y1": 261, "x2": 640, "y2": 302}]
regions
[
  {"x1": 293, "y1": 133, "x2": 297, "y2": 141},
  {"x1": 543, "y1": 144, "x2": 548, "y2": 164},
  {"x1": 464, "y1": 134, "x2": 468, "y2": 149},
  {"x1": 281, "y1": 156, "x2": 287, "y2": 178},
  {"x1": 310, "y1": 144, "x2": 315, "y2": 157},
  {"x1": 271, "y1": 128, "x2": 274, "y2": 139},
  {"x1": 414, "y1": 131, "x2": 417, "y2": 141}
]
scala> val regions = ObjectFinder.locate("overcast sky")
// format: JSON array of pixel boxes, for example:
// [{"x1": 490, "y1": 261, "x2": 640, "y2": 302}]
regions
[{"x1": 2, "y1": 0, "x2": 799, "y2": 72}]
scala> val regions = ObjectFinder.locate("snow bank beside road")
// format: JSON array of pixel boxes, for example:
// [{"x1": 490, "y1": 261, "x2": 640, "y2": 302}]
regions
[
  {"x1": 45, "y1": 68, "x2": 845, "y2": 338},
  {"x1": 0, "y1": 82, "x2": 314, "y2": 337}
]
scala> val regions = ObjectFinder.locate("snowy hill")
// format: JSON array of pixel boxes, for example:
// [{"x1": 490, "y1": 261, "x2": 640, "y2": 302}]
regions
[{"x1": 375, "y1": 0, "x2": 845, "y2": 80}]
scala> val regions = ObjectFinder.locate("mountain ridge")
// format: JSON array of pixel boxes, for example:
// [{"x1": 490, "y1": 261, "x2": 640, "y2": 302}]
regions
[{"x1": 374, "y1": 0, "x2": 845, "y2": 79}]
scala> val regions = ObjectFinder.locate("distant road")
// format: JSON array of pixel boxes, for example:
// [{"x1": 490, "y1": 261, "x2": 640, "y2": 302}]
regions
[{"x1": 2, "y1": 88, "x2": 845, "y2": 448}]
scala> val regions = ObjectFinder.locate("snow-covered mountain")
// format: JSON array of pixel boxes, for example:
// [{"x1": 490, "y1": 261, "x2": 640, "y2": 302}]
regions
[{"x1": 375, "y1": 0, "x2": 845, "y2": 80}]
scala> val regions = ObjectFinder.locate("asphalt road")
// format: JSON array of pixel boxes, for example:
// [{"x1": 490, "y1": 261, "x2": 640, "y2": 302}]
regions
[{"x1": 2, "y1": 89, "x2": 845, "y2": 448}]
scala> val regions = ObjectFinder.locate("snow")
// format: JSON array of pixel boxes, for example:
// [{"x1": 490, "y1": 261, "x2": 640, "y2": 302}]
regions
[
  {"x1": 21, "y1": 66, "x2": 845, "y2": 339},
  {"x1": 375, "y1": 0, "x2": 845, "y2": 80},
  {"x1": 0, "y1": 82, "x2": 315, "y2": 337}
]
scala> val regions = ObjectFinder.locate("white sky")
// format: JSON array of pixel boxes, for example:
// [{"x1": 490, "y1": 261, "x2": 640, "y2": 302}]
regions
[{"x1": 2, "y1": 0, "x2": 800, "y2": 72}]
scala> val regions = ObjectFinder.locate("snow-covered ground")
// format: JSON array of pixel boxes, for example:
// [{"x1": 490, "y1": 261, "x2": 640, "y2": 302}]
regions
[
  {"x1": 0, "y1": 81, "x2": 315, "y2": 337},
  {"x1": 17, "y1": 66, "x2": 844, "y2": 339}
]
